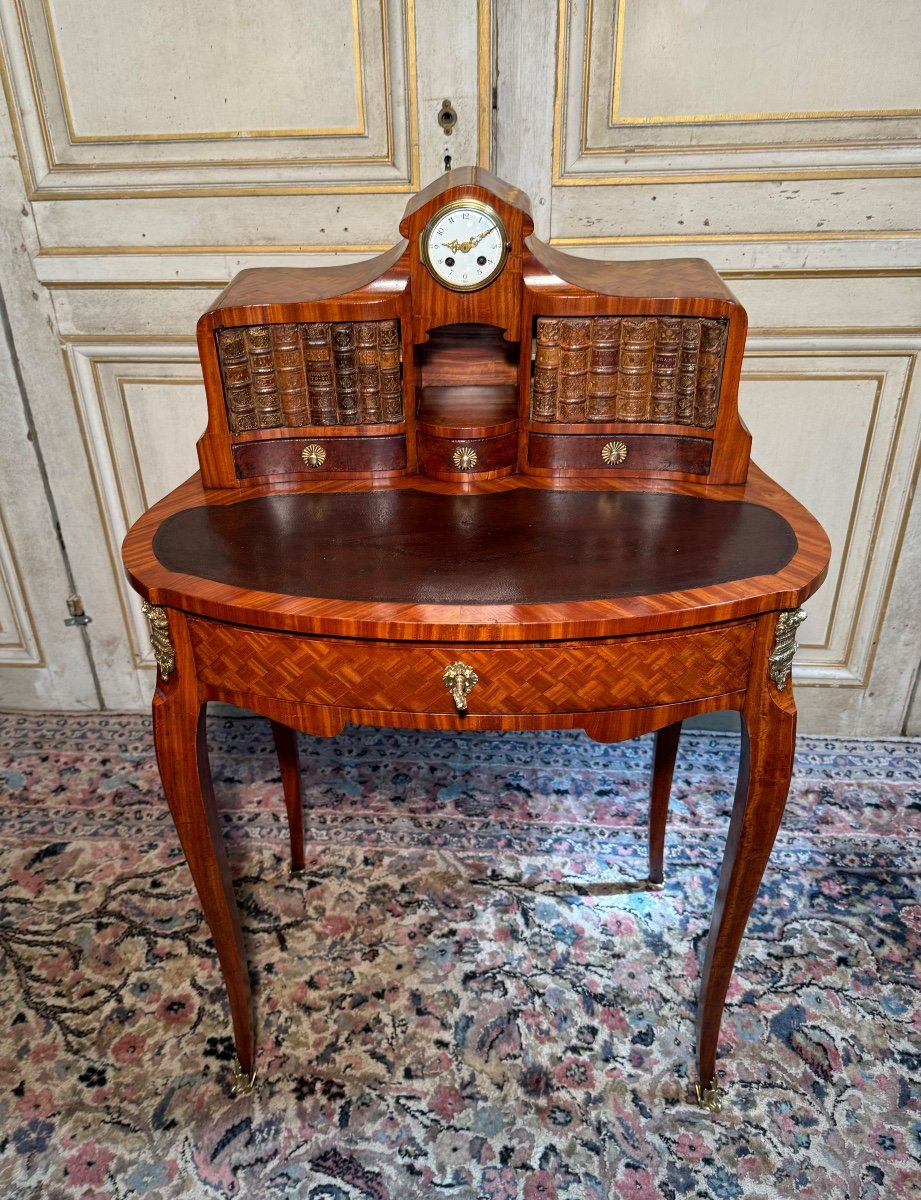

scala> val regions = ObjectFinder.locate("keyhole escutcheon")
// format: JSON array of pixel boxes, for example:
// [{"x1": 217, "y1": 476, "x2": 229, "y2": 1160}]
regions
[{"x1": 437, "y1": 100, "x2": 457, "y2": 135}]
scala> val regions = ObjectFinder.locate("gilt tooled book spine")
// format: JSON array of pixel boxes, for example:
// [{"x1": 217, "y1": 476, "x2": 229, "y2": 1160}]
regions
[
  {"x1": 615, "y1": 318, "x2": 656, "y2": 421},
  {"x1": 330, "y1": 322, "x2": 360, "y2": 425},
  {"x1": 355, "y1": 322, "x2": 383, "y2": 423},
  {"x1": 271, "y1": 324, "x2": 310, "y2": 427},
  {"x1": 303, "y1": 323, "x2": 338, "y2": 425},
  {"x1": 532, "y1": 318, "x2": 561, "y2": 422},
  {"x1": 587, "y1": 317, "x2": 621, "y2": 421},
  {"x1": 556, "y1": 318, "x2": 591, "y2": 423},
  {"x1": 695, "y1": 320, "x2": 726, "y2": 428},
  {"x1": 246, "y1": 326, "x2": 283, "y2": 428},
  {"x1": 650, "y1": 317, "x2": 682, "y2": 423},
  {"x1": 377, "y1": 319, "x2": 403, "y2": 422},
  {"x1": 675, "y1": 319, "x2": 701, "y2": 424},
  {"x1": 216, "y1": 327, "x2": 258, "y2": 433}
]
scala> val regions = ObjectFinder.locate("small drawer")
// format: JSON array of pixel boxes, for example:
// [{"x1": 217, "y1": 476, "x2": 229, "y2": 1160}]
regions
[
  {"x1": 528, "y1": 433, "x2": 712, "y2": 476},
  {"x1": 189, "y1": 619, "x2": 754, "y2": 715},
  {"x1": 416, "y1": 430, "x2": 518, "y2": 481},
  {"x1": 233, "y1": 435, "x2": 406, "y2": 479}
]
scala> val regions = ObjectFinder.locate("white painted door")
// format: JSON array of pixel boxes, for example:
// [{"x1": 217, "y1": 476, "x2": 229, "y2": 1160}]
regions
[
  {"x1": 496, "y1": 0, "x2": 921, "y2": 735},
  {"x1": 0, "y1": 103, "x2": 99, "y2": 709},
  {"x1": 2, "y1": 0, "x2": 919, "y2": 734},
  {"x1": 0, "y1": 0, "x2": 493, "y2": 710}
]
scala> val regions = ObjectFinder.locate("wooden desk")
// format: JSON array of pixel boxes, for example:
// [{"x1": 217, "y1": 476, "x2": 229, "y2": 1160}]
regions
[{"x1": 121, "y1": 169, "x2": 829, "y2": 1108}]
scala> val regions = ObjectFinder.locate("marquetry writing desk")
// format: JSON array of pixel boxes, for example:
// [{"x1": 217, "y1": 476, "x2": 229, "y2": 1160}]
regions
[{"x1": 122, "y1": 169, "x2": 829, "y2": 1109}]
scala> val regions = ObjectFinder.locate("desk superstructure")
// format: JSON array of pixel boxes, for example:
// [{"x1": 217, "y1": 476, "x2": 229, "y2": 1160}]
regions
[{"x1": 122, "y1": 168, "x2": 829, "y2": 1108}]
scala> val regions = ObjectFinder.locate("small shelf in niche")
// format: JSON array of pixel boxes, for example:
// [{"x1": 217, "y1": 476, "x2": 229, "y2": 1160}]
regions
[{"x1": 418, "y1": 385, "x2": 518, "y2": 438}]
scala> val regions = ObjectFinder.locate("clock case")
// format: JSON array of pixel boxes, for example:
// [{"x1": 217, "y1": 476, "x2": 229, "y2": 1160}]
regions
[
  {"x1": 195, "y1": 167, "x2": 750, "y2": 489},
  {"x1": 418, "y1": 197, "x2": 510, "y2": 293}
]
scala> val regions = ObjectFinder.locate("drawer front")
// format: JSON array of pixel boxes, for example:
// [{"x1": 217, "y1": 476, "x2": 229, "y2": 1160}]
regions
[
  {"x1": 233, "y1": 435, "x2": 406, "y2": 479},
  {"x1": 189, "y1": 620, "x2": 754, "y2": 713},
  {"x1": 416, "y1": 431, "x2": 518, "y2": 480},
  {"x1": 528, "y1": 433, "x2": 712, "y2": 475}
]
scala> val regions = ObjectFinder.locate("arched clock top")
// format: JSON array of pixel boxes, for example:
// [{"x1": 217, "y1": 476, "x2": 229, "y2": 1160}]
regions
[{"x1": 398, "y1": 166, "x2": 534, "y2": 237}]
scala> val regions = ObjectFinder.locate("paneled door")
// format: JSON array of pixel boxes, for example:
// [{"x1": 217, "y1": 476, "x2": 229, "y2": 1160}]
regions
[
  {"x1": 0, "y1": 0, "x2": 494, "y2": 710},
  {"x1": 0, "y1": 198, "x2": 98, "y2": 709},
  {"x1": 496, "y1": 0, "x2": 921, "y2": 735},
  {"x1": 3, "y1": 0, "x2": 920, "y2": 734}
]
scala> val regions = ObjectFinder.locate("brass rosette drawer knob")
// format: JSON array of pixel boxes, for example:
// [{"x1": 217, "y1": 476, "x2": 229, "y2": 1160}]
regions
[
  {"x1": 453, "y1": 445, "x2": 478, "y2": 471},
  {"x1": 442, "y1": 661, "x2": 479, "y2": 713},
  {"x1": 301, "y1": 443, "x2": 327, "y2": 468},
  {"x1": 601, "y1": 440, "x2": 628, "y2": 466}
]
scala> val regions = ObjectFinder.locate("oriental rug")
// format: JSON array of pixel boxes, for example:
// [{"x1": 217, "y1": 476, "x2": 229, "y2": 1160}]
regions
[{"x1": 0, "y1": 712, "x2": 918, "y2": 1199}]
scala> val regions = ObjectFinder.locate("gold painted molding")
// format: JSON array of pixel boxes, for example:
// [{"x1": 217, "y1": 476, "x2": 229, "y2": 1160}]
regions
[
  {"x1": 608, "y1": 0, "x2": 921, "y2": 127},
  {"x1": 38, "y1": 245, "x2": 392, "y2": 255},
  {"x1": 477, "y1": 0, "x2": 494, "y2": 169},
  {"x1": 39, "y1": 0, "x2": 367, "y2": 143},
  {"x1": 554, "y1": 0, "x2": 921, "y2": 186},
  {"x1": 550, "y1": 230, "x2": 921, "y2": 246},
  {"x1": 740, "y1": 349, "x2": 919, "y2": 690},
  {"x1": 0, "y1": 502, "x2": 45, "y2": 668},
  {"x1": 1, "y1": 0, "x2": 422, "y2": 198}
]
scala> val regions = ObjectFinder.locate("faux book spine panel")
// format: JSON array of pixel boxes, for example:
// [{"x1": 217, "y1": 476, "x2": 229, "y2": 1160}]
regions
[
  {"x1": 216, "y1": 320, "x2": 403, "y2": 434},
  {"x1": 532, "y1": 316, "x2": 727, "y2": 427}
]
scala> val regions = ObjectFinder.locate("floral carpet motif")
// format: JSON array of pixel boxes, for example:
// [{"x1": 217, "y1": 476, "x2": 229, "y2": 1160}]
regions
[{"x1": 0, "y1": 712, "x2": 919, "y2": 1199}]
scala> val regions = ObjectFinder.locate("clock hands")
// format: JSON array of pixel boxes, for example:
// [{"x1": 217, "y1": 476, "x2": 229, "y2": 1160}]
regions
[{"x1": 440, "y1": 228, "x2": 492, "y2": 255}]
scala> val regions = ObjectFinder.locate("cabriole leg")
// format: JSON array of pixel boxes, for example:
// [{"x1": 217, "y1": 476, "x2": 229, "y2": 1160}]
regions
[
  {"x1": 648, "y1": 720, "x2": 682, "y2": 889},
  {"x1": 271, "y1": 721, "x2": 305, "y2": 875},
  {"x1": 150, "y1": 611, "x2": 255, "y2": 1093},
  {"x1": 695, "y1": 615, "x2": 798, "y2": 1108}
]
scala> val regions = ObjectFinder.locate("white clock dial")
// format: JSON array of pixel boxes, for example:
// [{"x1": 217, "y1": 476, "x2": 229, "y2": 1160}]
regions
[{"x1": 420, "y1": 200, "x2": 509, "y2": 292}]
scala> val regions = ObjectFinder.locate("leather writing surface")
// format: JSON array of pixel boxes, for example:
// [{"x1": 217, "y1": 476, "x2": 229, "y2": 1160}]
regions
[{"x1": 152, "y1": 489, "x2": 797, "y2": 605}]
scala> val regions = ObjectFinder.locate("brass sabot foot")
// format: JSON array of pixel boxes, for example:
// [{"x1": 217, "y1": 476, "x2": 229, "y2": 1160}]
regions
[
  {"x1": 229, "y1": 1059, "x2": 257, "y2": 1097},
  {"x1": 694, "y1": 1079, "x2": 722, "y2": 1113}
]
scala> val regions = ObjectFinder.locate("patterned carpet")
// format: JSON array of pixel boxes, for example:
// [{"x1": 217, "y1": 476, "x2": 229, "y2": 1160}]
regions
[{"x1": 0, "y1": 711, "x2": 918, "y2": 1199}]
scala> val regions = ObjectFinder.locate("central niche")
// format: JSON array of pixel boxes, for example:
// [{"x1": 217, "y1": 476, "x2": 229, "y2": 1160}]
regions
[{"x1": 414, "y1": 323, "x2": 521, "y2": 481}]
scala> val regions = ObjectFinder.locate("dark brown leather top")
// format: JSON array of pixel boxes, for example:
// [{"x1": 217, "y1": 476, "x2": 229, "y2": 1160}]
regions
[{"x1": 152, "y1": 489, "x2": 797, "y2": 605}]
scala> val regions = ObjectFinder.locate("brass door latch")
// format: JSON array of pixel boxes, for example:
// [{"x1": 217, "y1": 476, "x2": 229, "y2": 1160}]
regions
[{"x1": 64, "y1": 594, "x2": 92, "y2": 627}]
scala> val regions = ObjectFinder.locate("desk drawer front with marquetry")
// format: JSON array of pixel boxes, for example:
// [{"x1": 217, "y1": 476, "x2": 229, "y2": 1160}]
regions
[{"x1": 188, "y1": 619, "x2": 755, "y2": 715}]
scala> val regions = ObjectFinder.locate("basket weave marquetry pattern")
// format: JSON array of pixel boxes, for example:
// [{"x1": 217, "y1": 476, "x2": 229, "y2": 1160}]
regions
[{"x1": 189, "y1": 620, "x2": 755, "y2": 713}]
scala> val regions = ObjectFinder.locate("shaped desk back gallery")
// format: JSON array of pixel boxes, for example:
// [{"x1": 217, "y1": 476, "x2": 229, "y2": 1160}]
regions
[{"x1": 122, "y1": 168, "x2": 830, "y2": 1108}]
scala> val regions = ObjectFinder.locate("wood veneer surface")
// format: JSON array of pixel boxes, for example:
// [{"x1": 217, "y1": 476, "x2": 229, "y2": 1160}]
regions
[
  {"x1": 232, "y1": 435, "x2": 406, "y2": 479},
  {"x1": 417, "y1": 325, "x2": 519, "y2": 388},
  {"x1": 526, "y1": 239, "x2": 739, "y2": 304},
  {"x1": 527, "y1": 433, "x2": 712, "y2": 475},
  {"x1": 418, "y1": 386, "x2": 519, "y2": 436},
  {"x1": 152, "y1": 489, "x2": 797, "y2": 606},
  {"x1": 203, "y1": 241, "x2": 408, "y2": 311}
]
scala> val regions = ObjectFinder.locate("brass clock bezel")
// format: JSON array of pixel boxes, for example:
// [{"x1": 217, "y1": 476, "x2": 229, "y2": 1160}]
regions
[{"x1": 419, "y1": 198, "x2": 510, "y2": 293}]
